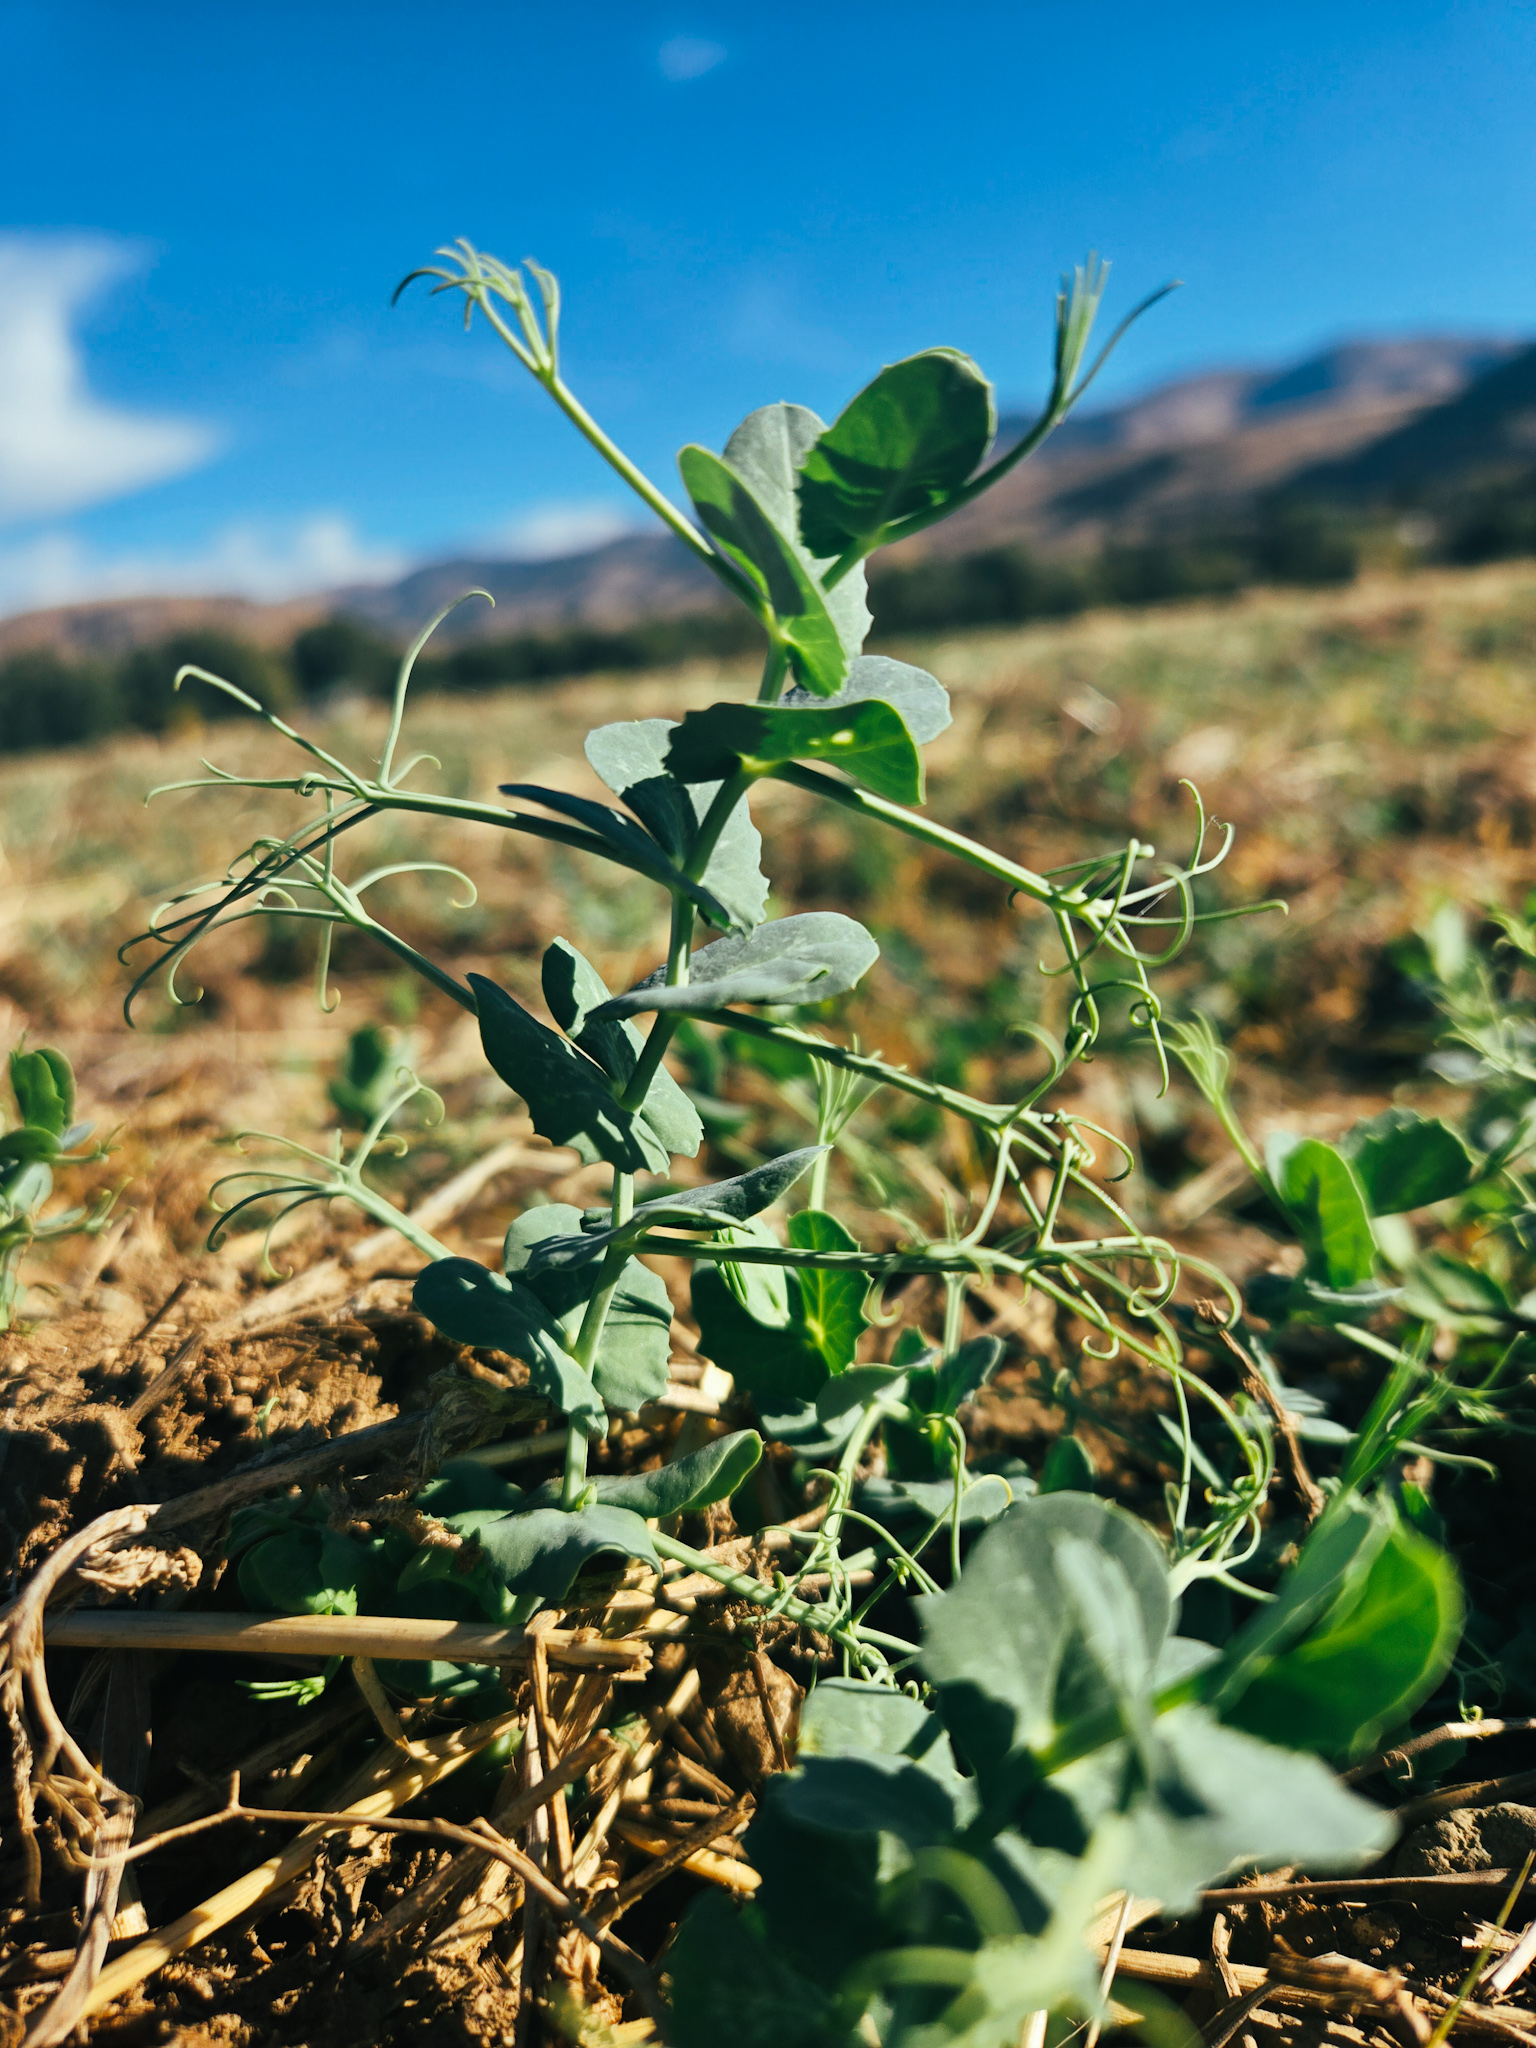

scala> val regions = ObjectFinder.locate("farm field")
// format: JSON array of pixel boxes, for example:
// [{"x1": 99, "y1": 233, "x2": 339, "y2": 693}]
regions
[{"x1": 8, "y1": 559, "x2": 1536, "y2": 2045}]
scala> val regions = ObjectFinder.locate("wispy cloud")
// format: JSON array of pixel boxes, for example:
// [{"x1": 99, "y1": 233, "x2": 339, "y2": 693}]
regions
[
  {"x1": 0, "y1": 515, "x2": 409, "y2": 619},
  {"x1": 658, "y1": 36, "x2": 726, "y2": 81},
  {"x1": 0, "y1": 235, "x2": 218, "y2": 525},
  {"x1": 485, "y1": 500, "x2": 639, "y2": 559}
]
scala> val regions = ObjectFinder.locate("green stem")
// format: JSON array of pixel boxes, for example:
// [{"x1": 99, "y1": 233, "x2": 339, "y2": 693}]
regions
[
  {"x1": 619, "y1": 894, "x2": 694, "y2": 1113},
  {"x1": 757, "y1": 642, "x2": 790, "y2": 705},
  {"x1": 562, "y1": 1175, "x2": 636, "y2": 1508},
  {"x1": 769, "y1": 763, "x2": 1068, "y2": 910}
]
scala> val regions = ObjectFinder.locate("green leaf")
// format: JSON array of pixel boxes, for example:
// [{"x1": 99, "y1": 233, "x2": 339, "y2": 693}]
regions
[
  {"x1": 916, "y1": 1495, "x2": 1171, "y2": 1785},
  {"x1": 237, "y1": 1527, "x2": 389, "y2": 1617},
  {"x1": 787, "y1": 1208, "x2": 867, "y2": 1371},
  {"x1": 469, "y1": 971, "x2": 670, "y2": 1174},
  {"x1": 415, "y1": 1459, "x2": 525, "y2": 1519},
  {"x1": 1399, "y1": 1250, "x2": 1510, "y2": 1328},
  {"x1": 855, "y1": 1472, "x2": 1016, "y2": 1530},
  {"x1": 579, "y1": 1429, "x2": 763, "y2": 1519},
  {"x1": 1266, "y1": 1135, "x2": 1377, "y2": 1288},
  {"x1": 1223, "y1": 1510, "x2": 1464, "y2": 1758},
  {"x1": 540, "y1": 938, "x2": 703, "y2": 1160},
  {"x1": 584, "y1": 716, "x2": 769, "y2": 930},
  {"x1": 814, "y1": 1364, "x2": 909, "y2": 1428},
  {"x1": 505, "y1": 1201, "x2": 673, "y2": 1410},
  {"x1": 669, "y1": 1893, "x2": 849, "y2": 2048},
  {"x1": 692, "y1": 1264, "x2": 830, "y2": 1407},
  {"x1": 1045, "y1": 1705, "x2": 1395, "y2": 1916},
  {"x1": 498, "y1": 779, "x2": 735, "y2": 928},
  {"x1": 590, "y1": 914, "x2": 879, "y2": 1024},
  {"x1": 678, "y1": 443, "x2": 848, "y2": 696},
  {"x1": 723, "y1": 402, "x2": 872, "y2": 663},
  {"x1": 9, "y1": 1048, "x2": 73, "y2": 1138},
  {"x1": 474, "y1": 1505, "x2": 661, "y2": 1599},
  {"x1": 666, "y1": 653, "x2": 951, "y2": 804},
  {"x1": 412, "y1": 1257, "x2": 608, "y2": 1439},
  {"x1": 523, "y1": 1147, "x2": 826, "y2": 1272},
  {"x1": 714, "y1": 1216, "x2": 795, "y2": 1326},
  {"x1": 0, "y1": 1127, "x2": 59, "y2": 1168},
  {"x1": 1039, "y1": 1435, "x2": 1096, "y2": 1495},
  {"x1": 795, "y1": 347, "x2": 996, "y2": 559},
  {"x1": 1340, "y1": 1108, "x2": 1475, "y2": 1214},
  {"x1": 907, "y1": 1335, "x2": 1005, "y2": 1419}
]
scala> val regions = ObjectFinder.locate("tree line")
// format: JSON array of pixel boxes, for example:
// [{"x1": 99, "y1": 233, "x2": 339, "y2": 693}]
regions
[{"x1": 2, "y1": 485, "x2": 1531, "y2": 758}]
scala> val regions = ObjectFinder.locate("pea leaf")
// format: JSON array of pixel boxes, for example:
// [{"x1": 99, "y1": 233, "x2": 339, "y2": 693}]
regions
[
  {"x1": 692, "y1": 1264, "x2": 830, "y2": 1406},
  {"x1": 855, "y1": 1472, "x2": 1015, "y2": 1529},
  {"x1": 540, "y1": 938, "x2": 702, "y2": 1160},
  {"x1": 916, "y1": 1495, "x2": 1171, "y2": 1789},
  {"x1": 1400, "y1": 1249, "x2": 1511, "y2": 1328},
  {"x1": 1039, "y1": 1435, "x2": 1097, "y2": 1495},
  {"x1": 795, "y1": 347, "x2": 996, "y2": 559},
  {"x1": 723, "y1": 402, "x2": 872, "y2": 663},
  {"x1": 906, "y1": 1334, "x2": 1005, "y2": 1418},
  {"x1": 504, "y1": 1205, "x2": 674, "y2": 1413},
  {"x1": 523, "y1": 1147, "x2": 826, "y2": 1272},
  {"x1": 1340, "y1": 1108, "x2": 1475, "y2": 1214},
  {"x1": 9, "y1": 1048, "x2": 73, "y2": 1138},
  {"x1": 787, "y1": 1208, "x2": 867, "y2": 1371},
  {"x1": 666, "y1": 653, "x2": 950, "y2": 804},
  {"x1": 238, "y1": 1527, "x2": 389, "y2": 1617},
  {"x1": 577, "y1": 1429, "x2": 763, "y2": 1519},
  {"x1": 1267, "y1": 1135, "x2": 1377, "y2": 1288},
  {"x1": 668, "y1": 1893, "x2": 848, "y2": 2048},
  {"x1": 412, "y1": 1256, "x2": 608, "y2": 1439},
  {"x1": 584, "y1": 716, "x2": 769, "y2": 930},
  {"x1": 589, "y1": 914, "x2": 879, "y2": 1024},
  {"x1": 469, "y1": 970, "x2": 669, "y2": 1174},
  {"x1": 474, "y1": 1505, "x2": 661, "y2": 1598},
  {"x1": 678, "y1": 443, "x2": 847, "y2": 696},
  {"x1": 496, "y1": 782, "x2": 736, "y2": 928},
  {"x1": 0, "y1": 1128, "x2": 59, "y2": 1167},
  {"x1": 1223, "y1": 1509, "x2": 1464, "y2": 1757}
]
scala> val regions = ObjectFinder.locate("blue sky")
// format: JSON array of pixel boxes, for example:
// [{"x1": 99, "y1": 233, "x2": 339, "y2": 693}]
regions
[{"x1": 1, "y1": 0, "x2": 1533, "y2": 616}]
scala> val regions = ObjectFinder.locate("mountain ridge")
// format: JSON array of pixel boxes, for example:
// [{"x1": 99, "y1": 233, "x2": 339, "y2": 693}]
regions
[{"x1": 0, "y1": 331, "x2": 1522, "y2": 662}]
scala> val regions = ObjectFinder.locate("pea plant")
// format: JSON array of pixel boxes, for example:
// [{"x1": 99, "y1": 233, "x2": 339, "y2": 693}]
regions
[
  {"x1": 0, "y1": 1046, "x2": 113, "y2": 1328},
  {"x1": 121, "y1": 247, "x2": 1464, "y2": 2040}
]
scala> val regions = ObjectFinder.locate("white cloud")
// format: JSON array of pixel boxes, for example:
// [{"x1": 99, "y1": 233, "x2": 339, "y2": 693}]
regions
[
  {"x1": 658, "y1": 36, "x2": 726, "y2": 80},
  {"x1": 0, "y1": 234, "x2": 218, "y2": 525},
  {"x1": 487, "y1": 500, "x2": 639, "y2": 560},
  {"x1": 0, "y1": 515, "x2": 409, "y2": 619}
]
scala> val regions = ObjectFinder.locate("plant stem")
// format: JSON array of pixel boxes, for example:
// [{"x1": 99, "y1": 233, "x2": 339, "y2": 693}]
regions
[
  {"x1": 562, "y1": 1175, "x2": 636, "y2": 1508},
  {"x1": 769, "y1": 764, "x2": 1069, "y2": 910},
  {"x1": 650, "y1": 1531, "x2": 900, "y2": 1672}
]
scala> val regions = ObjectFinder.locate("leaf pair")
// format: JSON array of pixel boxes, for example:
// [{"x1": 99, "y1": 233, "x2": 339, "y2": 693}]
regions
[
  {"x1": 470, "y1": 938, "x2": 702, "y2": 1177},
  {"x1": 691, "y1": 1206, "x2": 868, "y2": 1411},
  {"x1": 666, "y1": 653, "x2": 952, "y2": 806},
  {"x1": 679, "y1": 402, "x2": 873, "y2": 697}
]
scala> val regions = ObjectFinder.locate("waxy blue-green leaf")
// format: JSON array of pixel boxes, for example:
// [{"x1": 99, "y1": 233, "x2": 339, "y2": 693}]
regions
[
  {"x1": 531, "y1": 1429, "x2": 763, "y2": 1520},
  {"x1": 469, "y1": 971, "x2": 669, "y2": 1175},
  {"x1": 665, "y1": 654, "x2": 951, "y2": 805},
  {"x1": 917, "y1": 1495, "x2": 1171, "y2": 1773},
  {"x1": 9, "y1": 1048, "x2": 73, "y2": 1138},
  {"x1": 906, "y1": 1334, "x2": 1004, "y2": 1419},
  {"x1": 522, "y1": 1146, "x2": 825, "y2": 1273},
  {"x1": 589, "y1": 914, "x2": 879, "y2": 1024},
  {"x1": 474, "y1": 1505, "x2": 661, "y2": 1599},
  {"x1": 1340, "y1": 1107, "x2": 1475, "y2": 1215},
  {"x1": 795, "y1": 347, "x2": 996, "y2": 559},
  {"x1": 722, "y1": 402, "x2": 872, "y2": 662},
  {"x1": 1267, "y1": 1134, "x2": 1377, "y2": 1289},
  {"x1": 583, "y1": 717, "x2": 769, "y2": 931},
  {"x1": 1039, "y1": 1434, "x2": 1096, "y2": 1495},
  {"x1": 497, "y1": 781, "x2": 736, "y2": 928},
  {"x1": 238, "y1": 1526, "x2": 391, "y2": 1618},
  {"x1": 678, "y1": 443, "x2": 847, "y2": 697},
  {"x1": 541, "y1": 938, "x2": 702, "y2": 1160},
  {"x1": 814, "y1": 1364, "x2": 909, "y2": 1428},
  {"x1": 503, "y1": 1202, "x2": 674, "y2": 1413},
  {"x1": 412, "y1": 1256, "x2": 607, "y2": 1439},
  {"x1": 855, "y1": 1472, "x2": 1015, "y2": 1530}
]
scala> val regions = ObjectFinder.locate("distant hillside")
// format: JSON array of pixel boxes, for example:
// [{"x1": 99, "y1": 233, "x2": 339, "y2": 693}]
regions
[
  {"x1": 0, "y1": 331, "x2": 1520, "y2": 663},
  {"x1": 1288, "y1": 340, "x2": 1536, "y2": 502}
]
